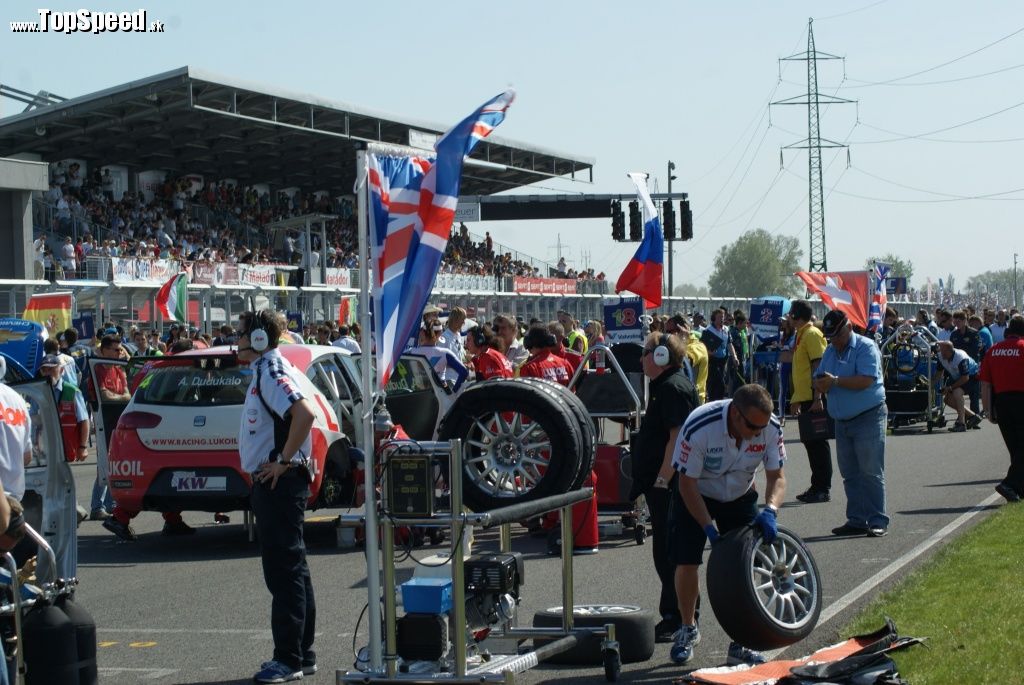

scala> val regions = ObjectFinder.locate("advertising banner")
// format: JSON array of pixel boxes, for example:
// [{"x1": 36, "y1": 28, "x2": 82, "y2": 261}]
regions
[
  {"x1": 239, "y1": 264, "x2": 277, "y2": 286},
  {"x1": 603, "y1": 296, "x2": 643, "y2": 344},
  {"x1": 325, "y1": 268, "x2": 352, "y2": 288},
  {"x1": 749, "y1": 297, "x2": 787, "y2": 344},
  {"x1": 110, "y1": 257, "x2": 179, "y2": 284},
  {"x1": 513, "y1": 277, "x2": 577, "y2": 295}
]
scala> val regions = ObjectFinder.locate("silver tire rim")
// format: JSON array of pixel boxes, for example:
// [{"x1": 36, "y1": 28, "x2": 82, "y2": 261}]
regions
[
  {"x1": 464, "y1": 411, "x2": 553, "y2": 498},
  {"x1": 748, "y1": 530, "x2": 819, "y2": 630}
]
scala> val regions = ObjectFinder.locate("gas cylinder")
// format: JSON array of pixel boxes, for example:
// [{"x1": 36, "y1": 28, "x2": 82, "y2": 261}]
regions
[
  {"x1": 55, "y1": 594, "x2": 98, "y2": 685},
  {"x1": 21, "y1": 599, "x2": 79, "y2": 685}
]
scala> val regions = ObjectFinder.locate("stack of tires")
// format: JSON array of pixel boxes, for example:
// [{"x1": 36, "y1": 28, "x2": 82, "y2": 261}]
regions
[{"x1": 439, "y1": 378, "x2": 595, "y2": 512}]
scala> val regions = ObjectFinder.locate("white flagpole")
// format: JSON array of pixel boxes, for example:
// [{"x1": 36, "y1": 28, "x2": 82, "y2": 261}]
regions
[{"x1": 356, "y1": 148, "x2": 383, "y2": 671}]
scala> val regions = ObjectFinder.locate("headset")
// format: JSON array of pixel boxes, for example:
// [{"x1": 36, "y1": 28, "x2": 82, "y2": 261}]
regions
[
  {"x1": 470, "y1": 326, "x2": 487, "y2": 348},
  {"x1": 652, "y1": 333, "x2": 671, "y2": 367},
  {"x1": 240, "y1": 310, "x2": 272, "y2": 353}
]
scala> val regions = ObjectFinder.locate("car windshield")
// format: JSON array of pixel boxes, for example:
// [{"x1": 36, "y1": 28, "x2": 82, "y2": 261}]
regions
[
  {"x1": 348, "y1": 355, "x2": 435, "y2": 393},
  {"x1": 133, "y1": 366, "x2": 253, "y2": 406}
]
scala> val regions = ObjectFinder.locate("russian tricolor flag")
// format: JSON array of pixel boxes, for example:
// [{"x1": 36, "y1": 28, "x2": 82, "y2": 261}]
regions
[{"x1": 615, "y1": 172, "x2": 664, "y2": 308}]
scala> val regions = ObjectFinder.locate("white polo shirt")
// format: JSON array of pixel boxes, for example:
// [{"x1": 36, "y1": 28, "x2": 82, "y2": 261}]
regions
[
  {"x1": 671, "y1": 400, "x2": 785, "y2": 502},
  {"x1": 0, "y1": 383, "x2": 31, "y2": 499},
  {"x1": 238, "y1": 349, "x2": 312, "y2": 476}
]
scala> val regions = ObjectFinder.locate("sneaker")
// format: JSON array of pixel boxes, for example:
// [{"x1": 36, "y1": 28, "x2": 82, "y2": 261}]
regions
[
  {"x1": 867, "y1": 526, "x2": 888, "y2": 537},
  {"x1": 76, "y1": 504, "x2": 88, "y2": 524},
  {"x1": 966, "y1": 414, "x2": 982, "y2": 430},
  {"x1": 161, "y1": 520, "x2": 197, "y2": 536},
  {"x1": 102, "y1": 517, "x2": 137, "y2": 542},
  {"x1": 654, "y1": 617, "x2": 681, "y2": 643},
  {"x1": 831, "y1": 523, "x2": 868, "y2": 537},
  {"x1": 89, "y1": 508, "x2": 110, "y2": 521},
  {"x1": 995, "y1": 483, "x2": 1021, "y2": 503},
  {"x1": 254, "y1": 660, "x2": 303, "y2": 683},
  {"x1": 301, "y1": 661, "x2": 317, "y2": 676},
  {"x1": 795, "y1": 488, "x2": 830, "y2": 504},
  {"x1": 669, "y1": 624, "x2": 700, "y2": 664},
  {"x1": 950, "y1": 422, "x2": 966, "y2": 433},
  {"x1": 727, "y1": 642, "x2": 767, "y2": 666}
]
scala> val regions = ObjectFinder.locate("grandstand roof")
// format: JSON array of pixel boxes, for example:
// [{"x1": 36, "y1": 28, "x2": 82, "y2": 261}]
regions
[{"x1": 0, "y1": 66, "x2": 594, "y2": 195}]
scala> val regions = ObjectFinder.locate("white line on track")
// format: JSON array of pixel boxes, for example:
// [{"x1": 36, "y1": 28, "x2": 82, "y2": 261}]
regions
[{"x1": 770, "y1": 492, "x2": 1002, "y2": 658}]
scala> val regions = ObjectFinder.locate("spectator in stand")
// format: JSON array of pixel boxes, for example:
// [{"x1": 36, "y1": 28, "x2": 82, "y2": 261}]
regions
[
  {"x1": 936, "y1": 341, "x2": 983, "y2": 432},
  {"x1": 980, "y1": 314, "x2": 1024, "y2": 502},
  {"x1": 465, "y1": 325, "x2": 513, "y2": 381},
  {"x1": 493, "y1": 314, "x2": 528, "y2": 369},
  {"x1": 438, "y1": 307, "x2": 466, "y2": 361},
  {"x1": 518, "y1": 327, "x2": 572, "y2": 386},
  {"x1": 101, "y1": 168, "x2": 114, "y2": 201},
  {"x1": 60, "y1": 235, "x2": 76, "y2": 276},
  {"x1": 331, "y1": 325, "x2": 361, "y2": 354}
]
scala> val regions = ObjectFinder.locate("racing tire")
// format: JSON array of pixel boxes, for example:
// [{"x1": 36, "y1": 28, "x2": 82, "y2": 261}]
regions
[
  {"x1": 532, "y1": 604, "x2": 656, "y2": 664},
  {"x1": 439, "y1": 379, "x2": 584, "y2": 512},
  {"x1": 515, "y1": 378, "x2": 596, "y2": 490},
  {"x1": 707, "y1": 524, "x2": 822, "y2": 650}
]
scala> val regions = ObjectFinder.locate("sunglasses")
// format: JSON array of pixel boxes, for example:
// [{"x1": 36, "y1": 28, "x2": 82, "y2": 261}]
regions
[{"x1": 736, "y1": 405, "x2": 770, "y2": 432}]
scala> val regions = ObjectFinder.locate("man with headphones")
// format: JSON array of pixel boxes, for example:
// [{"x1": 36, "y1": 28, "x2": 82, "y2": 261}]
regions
[
  {"x1": 630, "y1": 332, "x2": 700, "y2": 643},
  {"x1": 465, "y1": 324, "x2": 513, "y2": 381},
  {"x1": 237, "y1": 310, "x2": 318, "y2": 683}
]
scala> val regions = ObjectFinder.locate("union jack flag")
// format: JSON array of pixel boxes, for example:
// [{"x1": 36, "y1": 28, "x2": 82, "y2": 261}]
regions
[
  {"x1": 868, "y1": 262, "x2": 891, "y2": 331},
  {"x1": 368, "y1": 90, "x2": 515, "y2": 387}
]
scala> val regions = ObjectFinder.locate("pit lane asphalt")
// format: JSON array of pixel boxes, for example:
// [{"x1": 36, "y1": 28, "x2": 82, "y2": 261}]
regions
[{"x1": 68, "y1": 420, "x2": 1012, "y2": 684}]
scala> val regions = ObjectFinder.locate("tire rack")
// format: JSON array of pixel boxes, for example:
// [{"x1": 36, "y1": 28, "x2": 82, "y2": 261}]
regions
[
  {"x1": 337, "y1": 439, "x2": 621, "y2": 684},
  {"x1": 1, "y1": 523, "x2": 63, "y2": 685}
]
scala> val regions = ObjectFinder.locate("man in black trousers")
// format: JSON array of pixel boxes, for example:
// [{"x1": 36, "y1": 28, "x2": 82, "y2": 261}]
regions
[{"x1": 630, "y1": 332, "x2": 700, "y2": 642}]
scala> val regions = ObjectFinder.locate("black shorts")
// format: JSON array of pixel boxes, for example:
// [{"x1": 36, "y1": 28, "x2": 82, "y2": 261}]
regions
[{"x1": 667, "y1": 488, "x2": 759, "y2": 566}]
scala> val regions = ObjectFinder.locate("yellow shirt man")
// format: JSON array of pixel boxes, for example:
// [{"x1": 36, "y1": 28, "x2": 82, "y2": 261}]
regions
[
  {"x1": 685, "y1": 332, "x2": 709, "y2": 404},
  {"x1": 791, "y1": 321, "x2": 827, "y2": 403}
]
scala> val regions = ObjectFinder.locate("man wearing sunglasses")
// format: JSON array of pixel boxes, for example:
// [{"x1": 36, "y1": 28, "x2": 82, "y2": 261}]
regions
[
  {"x1": 667, "y1": 384, "x2": 786, "y2": 667},
  {"x1": 813, "y1": 310, "x2": 889, "y2": 538}
]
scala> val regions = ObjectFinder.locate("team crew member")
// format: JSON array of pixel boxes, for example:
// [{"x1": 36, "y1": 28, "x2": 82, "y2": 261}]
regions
[
  {"x1": 788, "y1": 300, "x2": 832, "y2": 503},
  {"x1": 936, "y1": 341, "x2": 983, "y2": 432},
  {"x1": 703, "y1": 309, "x2": 736, "y2": 401},
  {"x1": 0, "y1": 365, "x2": 24, "y2": 685},
  {"x1": 668, "y1": 384, "x2": 786, "y2": 666},
  {"x1": 980, "y1": 314, "x2": 1024, "y2": 502},
  {"x1": 517, "y1": 327, "x2": 573, "y2": 386},
  {"x1": 630, "y1": 333, "x2": 699, "y2": 643},
  {"x1": 814, "y1": 310, "x2": 889, "y2": 538},
  {"x1": 38, "y1": 355, "x2": 90, "y2": 463},
  {"x1": 237, "y1": 310, "x2": 318, "y2": 683},
  {"x1": 465, "y1": 325, "x2": 513, "y2": 381}
]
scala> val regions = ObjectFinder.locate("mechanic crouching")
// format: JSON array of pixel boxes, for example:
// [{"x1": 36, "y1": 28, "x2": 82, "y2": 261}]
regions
[{"x1": 237, "y1": 310, "x2": 318, "y2": 683}]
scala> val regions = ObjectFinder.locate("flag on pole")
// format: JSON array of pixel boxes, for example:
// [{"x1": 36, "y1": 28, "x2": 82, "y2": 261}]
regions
[
  {"x1": 614, "y1": 173, "x2": 664, "y2": 309},
  {"x1": 368, "y1": 90, "x2": 514, "y2": 387},
  {"x1": 867, "y1": 262, "x2": 891, "y2": 332},
  {"x1": 22, "y1": 292, "x2": 72, "y2": 334},
  {"x1": 795, "y1": 270, "x2": 870, "y2": 329},
  {"x1": 156, "y1": 272, "x2": 189, "y2": 322}
]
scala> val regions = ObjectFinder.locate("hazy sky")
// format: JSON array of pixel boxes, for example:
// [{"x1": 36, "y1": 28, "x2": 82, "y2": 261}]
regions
[{"x1": 3, "y1": 0, "x2": 1022, "y2": 292}]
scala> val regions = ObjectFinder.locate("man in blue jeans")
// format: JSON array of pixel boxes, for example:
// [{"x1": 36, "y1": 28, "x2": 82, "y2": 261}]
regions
[{"x1": 814, "y1": 310, "x2": 890, "y2": 537}]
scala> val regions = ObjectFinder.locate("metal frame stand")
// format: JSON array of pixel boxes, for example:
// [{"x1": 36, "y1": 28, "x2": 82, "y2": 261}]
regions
[{"x1": 337, "y1": 439, "x2": 620, "y2": 684}]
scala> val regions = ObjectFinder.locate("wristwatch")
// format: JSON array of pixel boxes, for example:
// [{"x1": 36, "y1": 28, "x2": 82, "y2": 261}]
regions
[{"x1": 654, "y1": 475, "x2": 668, "y2": 487}]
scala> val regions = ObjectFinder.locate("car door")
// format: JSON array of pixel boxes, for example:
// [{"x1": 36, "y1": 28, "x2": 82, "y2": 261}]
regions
[
  {"x1": 87, "y1": 357, "x2": 132, "y2": 498},
  {"x1": 382, "y1": 354, "x2": 447, "y2": 440},
  {"x1": 10, "y1": 378, "x2": 77, "y2": 582},
  {"x1": 308, "y1": 356, "x2": 357, "y2": 441}
]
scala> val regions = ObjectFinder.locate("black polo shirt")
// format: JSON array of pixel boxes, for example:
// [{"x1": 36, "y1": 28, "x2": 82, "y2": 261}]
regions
[
  {"x1": 630, "y1": 367, "x2": 699, "y2": 498},
  {"x1": 950, "y1": 326, "x2": 982, "y2": 362}
]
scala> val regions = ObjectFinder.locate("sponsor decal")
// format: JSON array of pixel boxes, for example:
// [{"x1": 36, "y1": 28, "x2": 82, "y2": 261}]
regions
[
  {"x1": 177, "y1": 376, "x2": 242, "y2": 387},
  {"x1": 147, "y1": 437, "x2": 237, "y2": 447},
  {"x1": 745, "y1": 443, "x2": 766, "y2": 453},
  {"x1": 991, "y1": 348, "x2": 1021, "y2": 357},
  {"x1": 679, "y1": 442, "x2": 691, "y2": 464},
  {"x1": 194, "y1": 416, "x2": 206, "y2": 427},
  {"x1": 0, "y1": 404, "x2": 29, "y2": 427},
  {"x1": 110, "y1": 479, "x2": 133, "y2": 489},
  {"x1": 704, "y1": 454, "x2": 723, "y2": 471},
  {"x1": 171, "y1": 472, "x2": 227, "y2": 492},
  {"x1": 109, "y1": 460, "x2": 143, "y2": 476}
]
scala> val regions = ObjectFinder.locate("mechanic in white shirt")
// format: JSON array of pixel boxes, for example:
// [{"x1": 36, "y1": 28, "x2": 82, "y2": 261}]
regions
[
  {"x1": 236, "y1": 310, "x2": 318, "y2": 684},
  {"x1": 0, "y1": 359, "x2": 30, "y2": 501},
  {"x1": 438, "y1": 306, "x2": 467, "y2": 362},
  {"x1": 666, "y1": 384, "x2": 787, "y2": 667},
  {"x1": 330, "y1": 324, "x2": 361, "y2": 354}
]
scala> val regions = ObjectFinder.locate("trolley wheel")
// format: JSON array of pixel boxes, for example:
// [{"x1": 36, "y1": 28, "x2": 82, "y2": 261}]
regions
[
  {"x1": 603, "y1": 648, "x2": 621, "y2": 682},
  {"x1": 633, "y1": 524, "x2": 646, "y2": 545}
]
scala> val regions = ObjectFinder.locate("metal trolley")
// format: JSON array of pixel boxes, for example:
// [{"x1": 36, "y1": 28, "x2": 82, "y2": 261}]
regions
[
  {"x1": 880, "y1": 323, "x2": 944, "y2": 432},
  {"x1": 338, "y1": 439, "x2": 622, "y2": 684}
]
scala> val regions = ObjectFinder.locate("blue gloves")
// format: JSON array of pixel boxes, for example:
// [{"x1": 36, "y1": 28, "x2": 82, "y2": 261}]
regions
[
  {"x1": 754, "y1": 507, "x2": 778, "y2": 543},
  {"x1": 703, "y1": 524, "x2": 720, "y2": 544}
]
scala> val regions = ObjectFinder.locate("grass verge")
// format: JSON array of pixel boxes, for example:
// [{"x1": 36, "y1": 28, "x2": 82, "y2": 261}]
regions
[{"x1": 843, "y1": 501, "x2": 1024, "y2": 684}]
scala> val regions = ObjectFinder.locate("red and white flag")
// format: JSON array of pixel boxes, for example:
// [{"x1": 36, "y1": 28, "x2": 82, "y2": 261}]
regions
[{"x1": 795, "y1": 271, "x2": 870, "y2": 329}]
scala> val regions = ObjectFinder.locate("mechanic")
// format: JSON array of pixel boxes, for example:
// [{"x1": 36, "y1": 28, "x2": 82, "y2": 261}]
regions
[
  {"x1": 237, "y1": 309, "x2": 318, "y2": 683},
  {"x1": 668, "y1": 383, "x2": 786, "y2": 666},
  {"x1": 936, "y1": 341, "x2": 983, "y2": 432},
  {"x1": 438, "y1": 306, "x2": 467, "y2": 361},
  {"x1": 980, "y1": 314, "x2": 1024, "y2": 503},
  {"x1": 788, "y1": 300, "x2": 832, "y2": 504},
  {"x1": 546, "y1": 321, "x2": 584, "y2": 374},
  {"x1": 814, "y1": 310, "x2": 890, "y2": 538},
  {"x1": 517, "y1": 327, "x2": 573, "y2": 386},
  {"x1": 630, "y1": 332, "x2": 699, "y2": 643},
  {"x1": 465, "y1": 325, "x2": 513, "y2": 381},
  {"x1": 38, "y1": 355, "x2": 90, "y2": 464}
]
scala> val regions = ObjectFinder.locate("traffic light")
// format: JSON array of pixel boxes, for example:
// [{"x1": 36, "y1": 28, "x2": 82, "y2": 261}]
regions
[
  {"x1": 680, "y1": 199, "x2": 693, "y2": 241},
  {"x1": 611, "y1": 200, "x2": 625, "y2": 241},
  {"x1": 628, "y1": 200, "x2": 642, "y2": 241},
  {"x1": 662, "y1": 199, "x2": 676, "y2": 241}
]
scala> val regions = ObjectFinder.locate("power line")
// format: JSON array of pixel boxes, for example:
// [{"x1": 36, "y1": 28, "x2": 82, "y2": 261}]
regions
[
  {"x1": 782, "y1": 167, "x2": 1024, "y2": 202},
  {"x1": 816, "y1": 0, "x2": 888, "y2": 21},
  {"x1": 783, "y1": 61, "x2": 1024, "y2": 89}
]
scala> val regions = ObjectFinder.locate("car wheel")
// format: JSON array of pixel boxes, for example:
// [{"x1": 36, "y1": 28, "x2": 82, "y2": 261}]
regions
[
  {"x1": 706, "y1": 525, "x2": 822, "y2": 650},
  {"x1": 439, "y1": 379, "x2": 584, "y2": 512},
  {"x1": 515, "y1": 378, "x2": 596, "y2": 490},
  {"x1": 532, "y1": 604, "x2": 655, "y2": 664}
]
